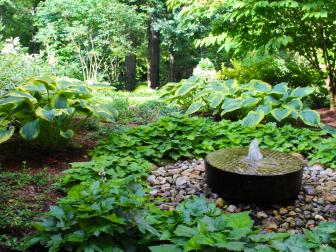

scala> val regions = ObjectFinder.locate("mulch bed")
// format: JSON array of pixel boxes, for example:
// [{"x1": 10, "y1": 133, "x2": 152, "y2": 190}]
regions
[
  {"x1": 0, "y1": 129, "x2": 98, "y2": 252},
  {"x1": 317, "y1": 108, "x2": 336, "y2": 128}
]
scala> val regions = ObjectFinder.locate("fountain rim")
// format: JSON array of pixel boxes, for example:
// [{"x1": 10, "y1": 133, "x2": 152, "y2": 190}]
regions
[{"x1": 205, "y1": 147, "x2": 305, "y2": 177}]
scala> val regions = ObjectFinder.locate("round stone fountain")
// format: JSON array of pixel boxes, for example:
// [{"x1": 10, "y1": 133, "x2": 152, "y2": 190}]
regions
[{"x1": 205, "y1": 140, "x2": 304, "y2": 204}]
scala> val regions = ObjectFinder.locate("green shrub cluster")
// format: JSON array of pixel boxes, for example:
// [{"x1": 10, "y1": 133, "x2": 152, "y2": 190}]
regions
[
  {"x1": 0, "y1": 76, "x2": 117, "y2": 150},
  {"x1": 28, "y1": 115, "x2": 336, "y2": 251},
  {"x1": 94, "y1": 114, "x2": 325, "y2": 163},
  {"x1": 59, "y1": 114, "x2": 333, "y2": 189},
  {"x1": 309, "y1": 137, "x2": 336, "y2": 169},
  {"x1": 161, "y1": 77, "x2": 335, "y2": 134},
  {"x1": 0, "y1": 39, "x2": 59, "y2": 96},
  {"x1": 28, "y1": 179, "x2": 336, "y2": 251}
]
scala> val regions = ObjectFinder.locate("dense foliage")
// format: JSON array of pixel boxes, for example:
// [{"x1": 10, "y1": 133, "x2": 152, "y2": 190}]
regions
[
  {"x1": 35, "y1": 0, "x2": 145, "y2": 83},
  {"x1": 169, "y1": 0, "x2": 336, "y2": 108},
  {"x1": 58, "y1": 115, "x2": 335, "y2": 191},
  {"x1": 161, "y1": 77, "x2": 335, "y2": 134},
  {"x1": 0, "y1": 39, "x2": 59, "y2": 96},
  {"x1": 28, "y1": 180, "x2": 336, "y2": 251},
  {"x1": 0, "y1": 76, "x2": 116, "y2": 150}
]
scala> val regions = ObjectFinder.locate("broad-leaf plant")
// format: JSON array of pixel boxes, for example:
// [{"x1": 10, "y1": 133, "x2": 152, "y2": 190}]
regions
[
  {"x1": 0, "y1": 76, "x2": 117, "y2": 150},
  {"x1": 161, "y1": 76, "x2": 336, "y2": 134}
]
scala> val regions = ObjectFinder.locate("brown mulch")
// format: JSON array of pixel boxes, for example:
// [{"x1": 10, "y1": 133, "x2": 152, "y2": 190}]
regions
[
  {"x1": 317, "y1": 108, "x2": 336, "y2": 128},
  {"x1": 0, "y1": 129, "x2": 99, "y2": 252}
]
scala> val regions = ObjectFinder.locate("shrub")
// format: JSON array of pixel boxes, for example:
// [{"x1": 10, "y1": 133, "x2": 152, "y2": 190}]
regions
[
  {"x1": 161, "y1": 77, "x2": 335, "y2": 134},
  {"x1": 28, "y1": 179, "x2": 336, "y2": 251},
  {"x1": 26, "y1": 115, "x2": 336, "y2": 250},
  {"x1": 192, "y1": 58, "x2": 217, "y2": 80},
  {"x1": 27, "y1": 178, "x2": 168, "y2": 252},
  {"x1": 0, "y1": 76, "x2": 117, "y2": 150},
  {"x1": 309, "y1": 137, "x2": 336, "y2": 168},
  {"x1": 217, "y1": 54, "x2": 328, "y2": 109},
  {"x1": 0, "y1": 38, "x2": 58, "y2": 96}
]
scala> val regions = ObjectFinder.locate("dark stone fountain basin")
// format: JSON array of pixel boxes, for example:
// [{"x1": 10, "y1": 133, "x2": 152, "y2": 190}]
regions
[{"x1": 205, "y1": 148, "x2": 304, "y2": 204}]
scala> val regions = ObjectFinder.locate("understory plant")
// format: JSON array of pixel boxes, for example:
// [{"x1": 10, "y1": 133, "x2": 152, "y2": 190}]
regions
[
  {"x1": 309, "y1": 137, "x2": 336, "y2": 169},
  {"x1": 28, "y1": 179, "x2": 336, "y2": 251},
  {"x1": 26, "y1": 114, "x2": 336, "y2": 251},
  {"x1": 161, "y1": 77, "x2": 335, "y2": 134},
  {"x1": 0, "y1": 76, "x2": 117, "y2": 150}
]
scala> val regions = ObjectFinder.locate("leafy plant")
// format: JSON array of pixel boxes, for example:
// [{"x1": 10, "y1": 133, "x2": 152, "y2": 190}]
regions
[
  {"x1": 161, "y1": 77, "x2": 335, "y2": 134},
  {"x1": 309, "y1": 137, "x2": 336, "y2": 168},
  {"x1": 0, "y1": 76, "x2": 117, "y2": 150},
  {"x1": 60, "y1": 155, "x2": 152, "y2": 188},
  {"x1": 92, "y1": 114, "x2": 325, "y2": 166},
  {"x1": 28, "y1": 182, "x2": 336, "y2": 251},
  {"x1": 27, "y1": 178, "x2": 170, "y2": 252}
]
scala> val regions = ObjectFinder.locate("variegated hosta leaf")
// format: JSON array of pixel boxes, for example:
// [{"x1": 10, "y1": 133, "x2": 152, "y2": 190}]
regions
[
  {"x1": 256, "y1": 104, "x2": 272, "y2": 115},
  {"x1": 291, "y1": 87, "x2": 315, "y2": 98},
  {"x1": 208, "y1": 93, "x2": 224, "y2": 108},
  {"x1": 285, "y1": 99, "x2": 303, "y2": 111},
  {"x1": 60, "y1": 129, "x2": 74, "y2": 139},
  {"x1": 0, "y1": 127, "x2": 15, "y2": 144},
  {"x1": 186, "y1": 101, "x2": 204, "y2": 114},
  {"x1": 319, "y1": 123, "x2": 336, "y2": 135},
  {"x1": 242, "y1": 111, "x2": 264, "y2": 127},
  {"x1": 221, "y1": 99, "x2": 242, "y2": 114},
  {"x1": 299, "y1": 110, "x2": 320, "y2": 127},
  {"x1": 175, "y1": 81, "x2": 196, "y2": 97},
  {"x1": 20, "y1": 119, "x2": 40, "y2": 141},
  {"x1": 250, "y1": 80, "x2": 272, "y2": 93},
  {"x1": 271, "y1": 108, "x2": 291, "y2": 122},
  {"x1": 241, "y1": 97, "x2": 260, "y2": 107},
  {"x1": 270, "y1": 82, "x2": 288, "y2": 95}
]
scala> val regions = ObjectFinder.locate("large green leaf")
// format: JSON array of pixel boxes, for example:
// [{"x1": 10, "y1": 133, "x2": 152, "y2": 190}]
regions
[
  {"x1": 60, "y1": 129, "x2": 74, "y2": 139},
  {"x1": 28, "y1": 77, "x2": 56, "y2": 91},
  {"x1": 299, "y1": 110, "x2": 320, "y2": 127},
  {"x1": 256, "y1": 103, "x2": 272, "y2": 115},
  {"x1": 241, "y1": 97, "x2": 260, "y2": 107},
  {"x1": 271, "y1": 108, "x2": 291, "y2": 122},
  {"x1": 176, "y1": 81, "x2": 196, "y2": 96},
  {"x1": 221, "y1": 99, "x2": 242, "y2": 114},
  {"x1": 264, "y1": 96, "x2": 280, "y2": 106},
  {"x1": 271, "y1": 82, "x2": 288, "y2": 95},
  {"x1": 36, "y1": 107, "x2": 57, "y2": 122},
  {"x1": 20, "y1": 119, "x2": 40, "y2": 141},
  {"x1": 0, "y1": 96, "x2": 26, "y2": 106},
  {"x1": 0, "y1": 127, "x2": 15, "y2": 144},
  {"x1": 186, "y1": 102, "x2": 204, "y2": 114},
  {"x1": 208, "y1": 93, "x2": 224, "y2": 108},
  {"x1": 285, "y1": 99, "x2": 303, "y2": 111},
  {"x1": 6, "y1": 91, "x2": 37, "y2": 104},
  {"x1": 53, "y1": 94, "x2": 68, "y2": 109},
  {"x1": 291, "y1": 87, "x2": 315, "y2": 98},
  {"x1": 319, "y1": 123, "x2": 336, "y2": 135},
  {"x1": 241, "y1": 111, "x2": 264, "y2": 127},
  {"x1": 251, "y1": 80, "x2": 272, "y2": 93}
]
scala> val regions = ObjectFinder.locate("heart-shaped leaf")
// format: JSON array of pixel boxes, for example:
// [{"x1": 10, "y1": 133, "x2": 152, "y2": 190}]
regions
[
  {"x1": 242, "y1": 111, "x2": 264, "y2": 127},
  {"x1": 271, "y1": 108, "x2": 291, "y2": 122}
]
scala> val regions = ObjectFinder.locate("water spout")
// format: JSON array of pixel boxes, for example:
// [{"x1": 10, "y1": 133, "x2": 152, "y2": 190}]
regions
[{"x1": 247, "y1": 139, "x2": 263, "y2": 162}]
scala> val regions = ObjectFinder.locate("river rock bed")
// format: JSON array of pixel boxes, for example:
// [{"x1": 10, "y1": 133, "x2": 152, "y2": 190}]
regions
[{"x1": 148, "y1": 158, "x2": 336, "y2": 233}]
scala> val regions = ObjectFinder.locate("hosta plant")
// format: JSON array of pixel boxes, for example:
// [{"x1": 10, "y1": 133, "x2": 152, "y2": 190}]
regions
[
  {"x1": 161, "y1": 77, "x2": 336, "y2": 134},
  {"x1": 0, "y1": 76, "x2": 117, "y2": 150}
]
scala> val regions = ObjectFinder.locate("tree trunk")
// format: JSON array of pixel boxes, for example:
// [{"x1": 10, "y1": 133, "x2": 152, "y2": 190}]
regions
[
  {"x1": 125, "y1": 53, "x2": 136, "y2": 91},
  {"x1": 147, "y1": 22, "x2": 160, "y2": 89},
  {"x1": 168, "y1": 49, "x2": 174, "y2": 82},
  {"x1": 326, "y1": 73, "x2": 336, "y2": 109}
]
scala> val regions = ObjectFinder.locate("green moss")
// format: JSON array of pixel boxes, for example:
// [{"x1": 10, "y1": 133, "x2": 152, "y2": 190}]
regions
[{"x1": 206, "y1": 148, "x2": 304, "y2": 175}]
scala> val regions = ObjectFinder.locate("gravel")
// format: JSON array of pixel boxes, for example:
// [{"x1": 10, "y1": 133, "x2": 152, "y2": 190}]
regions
[{"x1": 148, "y1": 159, "x2": 336, "y2": 233}]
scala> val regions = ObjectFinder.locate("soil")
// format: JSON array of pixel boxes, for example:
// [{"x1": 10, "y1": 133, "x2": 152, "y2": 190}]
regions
[
  {"x1": 317, "y1": 108, "x2": 336, "y2": 128},
  {"x1": 0, "y1": 129, "x2": 98, "y2": 252}
]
